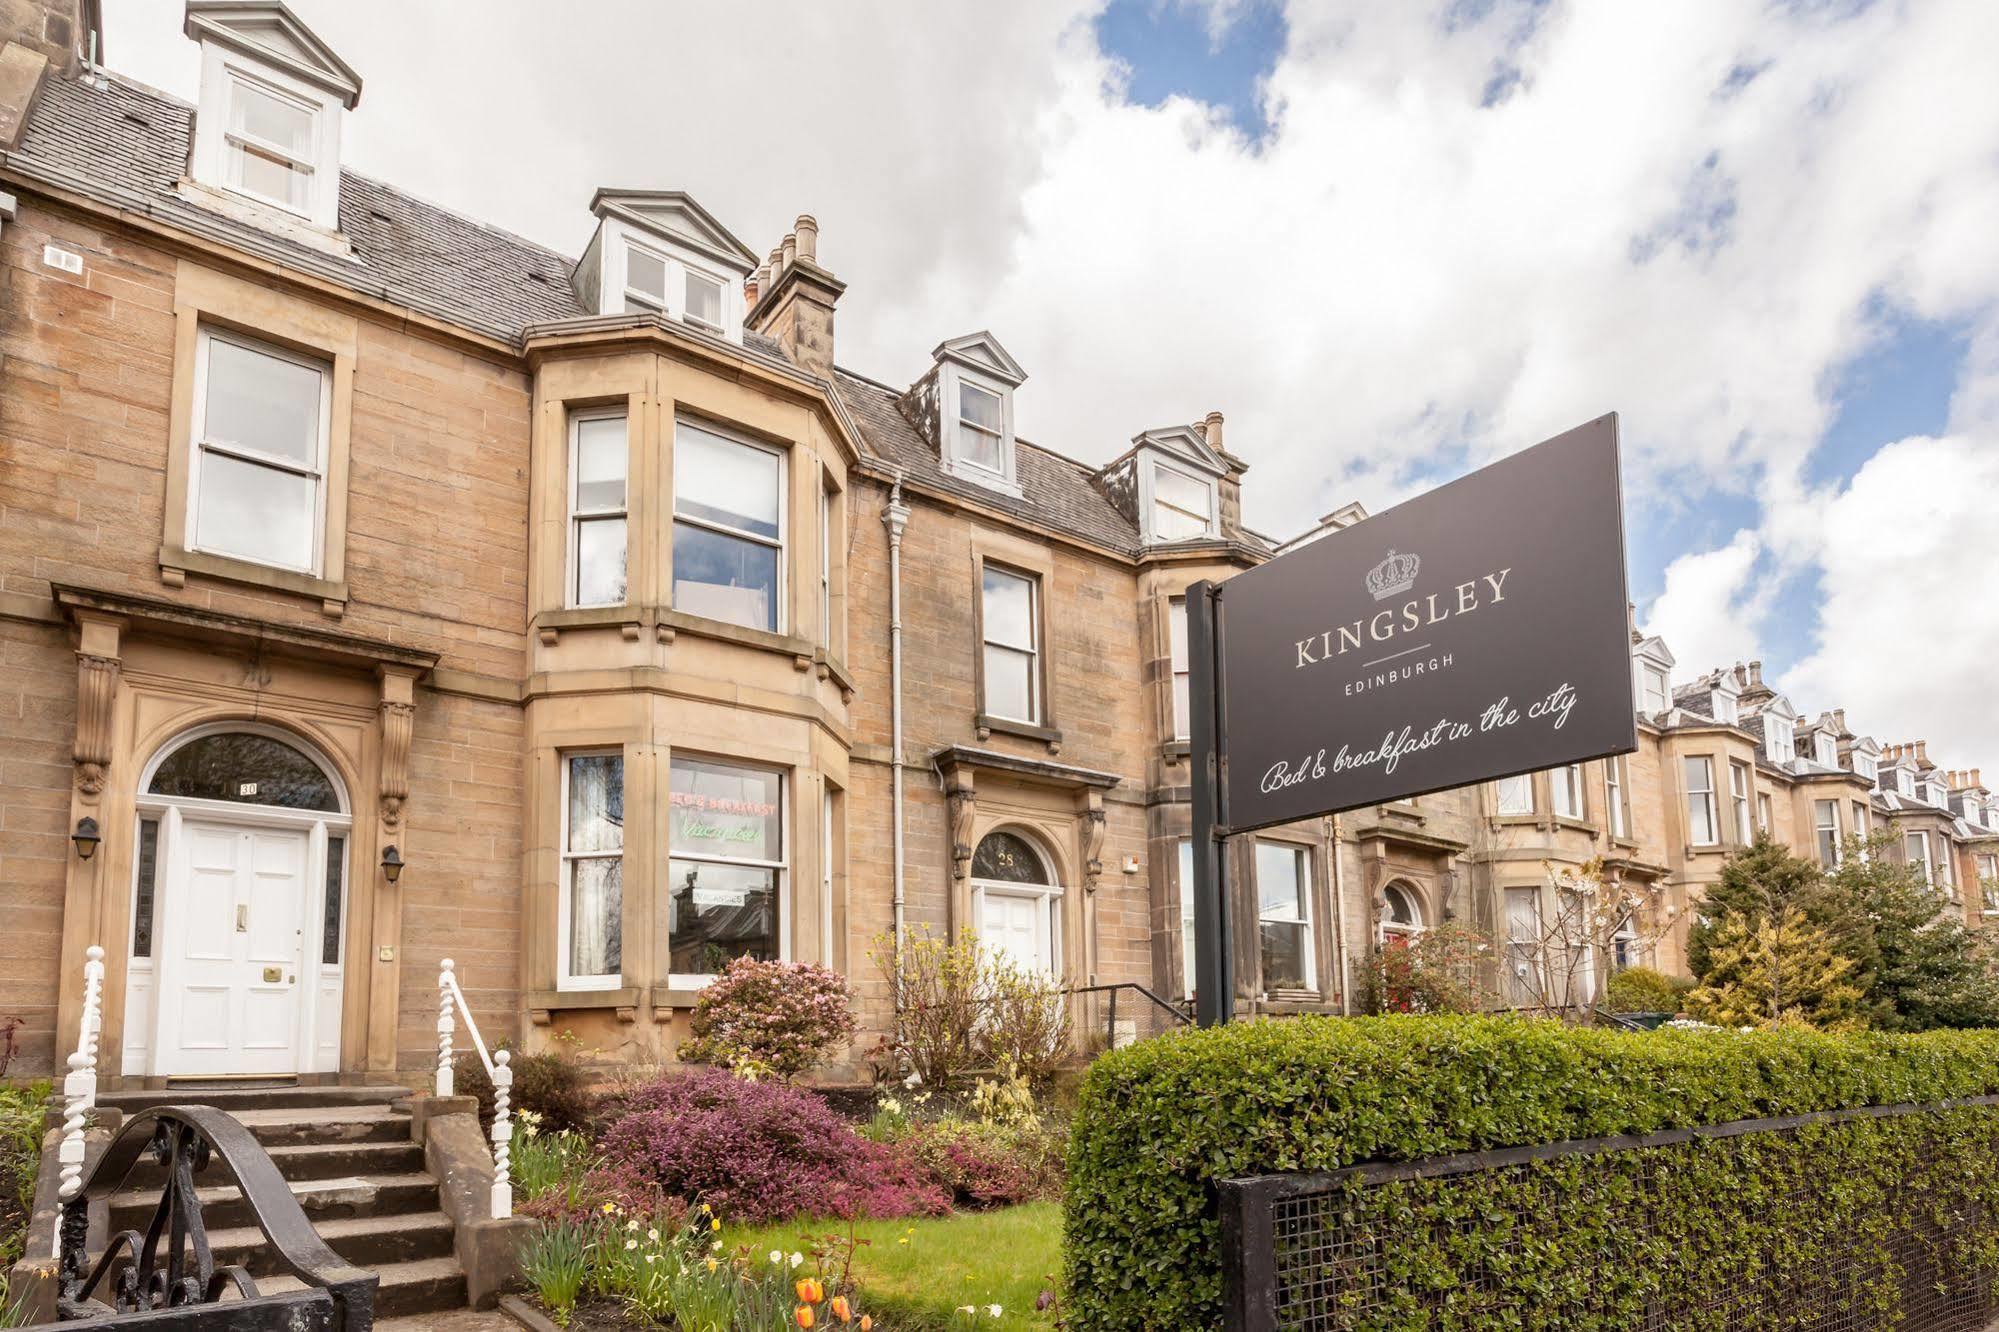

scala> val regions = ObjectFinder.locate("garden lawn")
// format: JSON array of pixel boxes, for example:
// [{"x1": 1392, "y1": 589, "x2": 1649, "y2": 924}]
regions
[{"x1": 725, "y1": 1203, "x2": 1062, "y2": 1332}]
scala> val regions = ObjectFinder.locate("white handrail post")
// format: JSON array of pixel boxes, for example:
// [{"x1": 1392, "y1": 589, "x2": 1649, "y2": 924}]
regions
[
  {"x1": 54, "y1": 944, "x2": 105, "y2": 1258},
  {"x1": 436, "y1": 958, "x2": 455, "y2": 1097},
  {"x1": 489, "y1": 1048, "x2": 512, "y2": 1219}
]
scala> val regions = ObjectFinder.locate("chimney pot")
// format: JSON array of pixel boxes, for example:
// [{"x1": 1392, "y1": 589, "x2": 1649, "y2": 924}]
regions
[
  {"x1": 1917, "y1": 740, "x2": 1929, "y2": 761},
  {"x1": 794, "y1": 214, "x2": 818, "y2": 265},
  {"x1": 1748, "y1": 660, "x2": 1763, "y2": 687},
  {"x1": 1203, "y1": 411, "x2": 1224, "y2": 451},
  {"x1": 744, "y1": 274, "x2": 760, "y2": 309},
  {"x1": 768, "y1": 247, "x2": 784, "y2": 280},
  {"x1": 781, "y1": 232, "x2": 797, "y2": 270}
]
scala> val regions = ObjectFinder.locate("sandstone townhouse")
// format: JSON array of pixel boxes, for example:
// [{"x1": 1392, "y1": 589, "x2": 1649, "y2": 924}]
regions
[{"x1": 2, "y1": 2, "x2": 1994, "y2": 1085}]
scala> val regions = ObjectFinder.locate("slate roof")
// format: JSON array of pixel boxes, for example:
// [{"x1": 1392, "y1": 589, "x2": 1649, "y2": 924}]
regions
[
  {"x1": 834, "y1": 370, "x2": 1141, "y2": 555},
  {"x1": 11, "y1": 71, "x2": 595, "y2": 344},
  {"x1": 9, "y1": 70, "x2": 1154, "y2": 555}
]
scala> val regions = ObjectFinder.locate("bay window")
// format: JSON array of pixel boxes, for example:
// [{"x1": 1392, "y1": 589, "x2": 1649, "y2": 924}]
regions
[
  {"x1": 673, "y1": 421, "x2": 783, "y2": 631},
  {"x1": 1729, "y1": 761, "x2": 1752, "y2": 844},
  {"x1": 1551, "y1": 764, "x2": 1583, "y2": 820},
  {"x1": 568, "y1": 409, "x2": 628, "y2": 607},
  {"x1": 1255, "y1": 841, "x2": 1313, "y2": 992},
  {"x1": 1814, "y1": 800, "x2": 1840, "y2": 867},
  {"x1": 1168, "y1": 596, "x2": 1190, "y2": 740},
  {"x1": 981, "y1": 564, "x2": 1041, "y2": 723},
  {"x1": 189, "y1": 326, "x2": 330, "y2": 574},
  {"x1": 559, "y1": 753, "x2": 624, "y2": 990},
  {"x1": 1604, "y1": 755, "x2": 1628, "y2": 839},
  {"x1": 1907, "y1": 832, "x2": 1933, "y2": 887},
  {"x1": 1495, "y1": 774, "x2": 1534, "y2": 816},
  {"x1": 669, "y1": 756, "x2": 785, "y2": 985},
  {"x1": 1685, "y1": 757, "x2": 1718, "y2": 846}
]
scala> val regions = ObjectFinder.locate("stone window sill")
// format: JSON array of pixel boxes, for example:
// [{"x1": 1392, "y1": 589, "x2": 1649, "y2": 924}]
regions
[
  {"x1": 1554, "y1": 816, "x2": 1600, "y2": 835},
  {"x1": 525, "y1": 986, "x2": 641, "y2": 1024},
  {"x1": 1491, "y1": 813, "x2": 1541, "y2": 827},
  {"x1": 976, "y1": 713, "x2": 1063, "y2": 749},
  {"x1": 159, "y1": 544, "x2": 347, "y2": 615}
]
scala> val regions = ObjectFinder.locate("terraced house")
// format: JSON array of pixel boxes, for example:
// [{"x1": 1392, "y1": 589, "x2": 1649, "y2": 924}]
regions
[{"x1": 4, "y1": 0, "x2": 1996, "y2": 1100}]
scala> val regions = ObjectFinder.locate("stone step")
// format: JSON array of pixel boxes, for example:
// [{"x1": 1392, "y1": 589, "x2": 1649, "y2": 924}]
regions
[
  {"x1": 226, "y1": 1103, "x2": 415, "y2": 1148},
  {"x1": 119, "y1": 1139, "x2": 428, "y2": 1189},
  {"x1": 247, "y1": 1255, "x2": 467, "y2": 1320},
  {"x1": 109, "y1": 1171, "x2": 442, "y2": 1231},
  {"x1": 98, "y1": 1085, "x2": 414, "y2": 1115},
  {"x1": 205, "y1": 1211, "x2": 457, "y2": 1275}
]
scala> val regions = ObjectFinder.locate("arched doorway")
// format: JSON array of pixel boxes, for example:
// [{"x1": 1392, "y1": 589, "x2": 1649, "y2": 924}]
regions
[
  {"x1": 970, "y1": 829, "x2": 1064, "y2": 977},
  {"x1": 1380, "y1": 881, "x2": 1426, "y2": 943},
  {"x1": 123, "y1": 724, "x2": 352, "y2": 1077}
]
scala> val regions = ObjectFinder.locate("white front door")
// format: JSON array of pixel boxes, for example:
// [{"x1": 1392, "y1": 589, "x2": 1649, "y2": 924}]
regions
[
  {"x1": 980, "y1": 890, "x2": 1046, "y2": 975},
  {"x1": 158, "y1": 820, "x2": 310, "y2": 1075}
]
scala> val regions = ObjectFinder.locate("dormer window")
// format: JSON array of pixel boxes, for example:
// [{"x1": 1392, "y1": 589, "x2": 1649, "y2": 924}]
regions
[
  {"x1": 577, "y1": 191, "x2": 756, "y2": 345},
  {"x1": 1151, "y1": 462, "x2": 1217, "y2": 540},
  {"x1": 1896, "y1": 769, "x2": 1915, "y2": 797},
  {"x1": 1814, "y1": 732, "x2": 1838, "y2": 768},
  {"x1": 957, "y1": 383, "x2": 1006, "y2": 473},
  {"x1": 1763, "y1": 713, "x2": 1795, "y2": 765},
  {"x1": 1641, "y1": 666, "x2": 1670, "y2": 714},
  {"x1": 1711, "y1": 689, "x2": 1738, "y2": 724},
  {"x1": 1852, "y1": 750, "x2": 1877, "y2": 781},
  {"x1": 930, "y1": 333, "x2": 1028, "y2": 495},
  {"x1": 184, "y1": 2, "x2": 361, "y2": 233}
]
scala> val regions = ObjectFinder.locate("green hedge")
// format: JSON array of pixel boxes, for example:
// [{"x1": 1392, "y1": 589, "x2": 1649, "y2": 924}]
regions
[{"x1": 1062, "y1": 1015, "x2": 1999, "y2": 1331}]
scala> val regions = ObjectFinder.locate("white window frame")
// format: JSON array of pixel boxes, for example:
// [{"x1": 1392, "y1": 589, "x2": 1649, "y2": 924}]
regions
[
  {"x1": 1177, "y1": 838, "x2": 1197, "y2": 999},
  {"x1": 667, "y1": 757, "x2": 789, "y2": 990},
  {"x1": 1757, "y1": 791, "x2": 1773, "y2": 836},
  {"x1": 566, "y1": 407, "x2": 629, "y2": 609},
  {"x1": 1686, "y1": 756, "x2": 1719, "y2": 847},
  {"x1": 671, "y1": 419, "x2": 787, "y2": 634},
  {"x1": 682, "y1": 265, "x2": 727, "y2": 334},
  {"x1": 1764, "y1": 716, "x2": 1795, "y2": 766},
  {"x1": 1380, "y1": 882, "x2": 1426, "y2": 944},
  {"x1": 188, "y1": 41, "x2": 345, "y2": 230},
  {"x1": 1907, "y1": 831, "x2": 1933, "y2": 887},
  {"x1": 1605, "y1": 755, "x2": 1628, "y2": 839},
  {"x1": 1640, "y1": 666, "x2": 1670, "y2": 714},
  {"x1": 817, "y1": 474, "x2": 832, "y2": 646},
  {"x1": 1813, "y1": 733, "x2": 1838, "y2": 767},
  {"x1": 1729, "y1": 760, "x2": 1752, "y2": 844},
  {"x1": 1896, "y1": 768, "x2": 1915, "y2": 797},
  {"x1": 1978, "y1": 854, "x2": 1998, "y2": 913},
  {"x1": 1168, "y1": 596, "x2": 1191, "y2": 741},
  {"x1": 1495, "y1": 774, "x2": 1534, "y2": 816},
  {"x1": 1551, "y1": 764, "x2": 1584, "y2": 820},
  {"x1": 937, "y1": 360, "x2": 1021, "y2": 494},
  {"x1": 956, "y1": 381, "x2": 1007, "y2": 476},
  {"x1": 980, "y1": 563, "x2": 1042, "y2": 725},
  {"x1": 220, "y1": 69, "x2": 319, "y2": 216},
  {"x1": 1711, "y1": 689, "x2": 1738, "y2": 724},
  {"x1": 622, "y1": 239, "x2": 670, "y2": 313},
  {"x1": 1852, "y1": 751, "x2": 1877, "y2": 781},
  {"x1": 187, "y1": 325, "x2": 332, "y2": 576},
  {"x1": 557, "y1": 750, "x2": 625, "y2": 993},
  {"x1": 1814, "y1": 799, "x2": 1841, "y2": 867},
  {"x1": 1145, "y1": 457, "x2": 1219, "y2": 543},
  {"x1": 594, "y1": 220, "x2": 747, "y2": 344},
  {"x1": 1255, "y1": 840, "x2": 1315, "y2": 994},
  {"x1": 970, "y1": 832, "x2": 1065, "y2": 981}
]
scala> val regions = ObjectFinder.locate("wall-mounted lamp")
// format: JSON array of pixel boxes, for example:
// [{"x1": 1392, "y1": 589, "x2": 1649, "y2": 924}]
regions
[
  {"x1": 71, "y1": 816, "x2": 101, "y2": 861},
  {"x1": 381, "y1": 844, "x2": 404, "y2": 883}
]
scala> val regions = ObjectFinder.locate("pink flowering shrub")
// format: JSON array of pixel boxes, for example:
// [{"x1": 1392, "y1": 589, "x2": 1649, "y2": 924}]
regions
[
  {"x1": 904, "y1": 1118, "x2": 1065, "y2": 1209},
  {"x1": 601, "y1": 1067, "x2": 949, "y2": 1224},
  {"x1": 676, "y1": 957, "x2": 857, "y2": 1079}
]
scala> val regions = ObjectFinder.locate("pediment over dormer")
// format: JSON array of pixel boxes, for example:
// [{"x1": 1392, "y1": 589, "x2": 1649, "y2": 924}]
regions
[
  {"x1": 184, "y1": 1, "x2": 362, "y2": 108},
  {"x1": 591, "y1": 190, "x2": 759, "y2": 274},
  {"x1": 1132, "y1": 424, "x2": 1226, "y2": 477},
  {"x1": 934, "y1": 331, "x2": 1027, "y2": 387}
]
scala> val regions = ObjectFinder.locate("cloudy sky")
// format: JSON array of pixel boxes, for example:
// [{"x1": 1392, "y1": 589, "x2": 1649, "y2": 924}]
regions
[{"x1": 104, "y1": 0, "x2": 1999, "y2": 767}]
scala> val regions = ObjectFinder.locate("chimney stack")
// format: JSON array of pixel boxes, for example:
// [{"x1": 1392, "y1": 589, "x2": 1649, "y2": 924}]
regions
[
  {"x1": 1916, "y1": 740, "x2": 1929, "y2": 763},
  {"x1": 1203, "y1": 410, "x2": 1224, "y2": 452},
  {"x1": 746, "y1": 213, "x2": 846, "y2": 380}
]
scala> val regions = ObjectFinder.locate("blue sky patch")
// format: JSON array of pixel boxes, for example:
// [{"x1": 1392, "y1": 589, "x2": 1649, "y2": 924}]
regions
[
  {"x1": 1095, "y1": 0, "x2": 1288, "y2": 143},
  {"x1": 1809, "y1": 308, "x2": 1967, "y2": 489}
]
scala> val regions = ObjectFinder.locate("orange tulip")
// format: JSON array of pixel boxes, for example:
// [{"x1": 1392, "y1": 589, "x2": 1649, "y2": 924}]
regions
[
  {"x1": 830, "y1": 1295, "x2": 852, "y2": 1323},
  {"x1": 860, "y1": 1317, "x2": 873, "y2": 1332},
  {"x1": 794, "y1": 1307, "x2": 814, "y2": 1330},
  {"x1": 796, "y1": 1277, "x2": 826, "y2": 1305}
]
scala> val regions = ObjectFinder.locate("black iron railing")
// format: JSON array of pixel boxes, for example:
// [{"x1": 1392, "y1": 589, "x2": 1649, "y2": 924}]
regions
[
  {"x1": 1070, "y1": 982, "x2": 1192, "y2": 1055},
  {"x1": 1218, "y1": 1095, "x2": 1999, "y2": 1331},
  {"x1": 58, "y1": 1105, "x2": 376, "y2": 1331}
]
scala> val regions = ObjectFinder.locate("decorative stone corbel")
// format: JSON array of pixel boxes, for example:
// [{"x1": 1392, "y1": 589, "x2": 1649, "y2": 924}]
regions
[
  {"x1": 378, "y1": 668, "x2": 418, "y2": 832},
  {"x1": 946, "y1": 769, "x2": 977, "y2": 883},
  {"x1": 1078, "y1": 791, "x2": 1107, "y2": 894},
  {"x1": 71, "y1": 614, "x2": 123, "y2": 803}
]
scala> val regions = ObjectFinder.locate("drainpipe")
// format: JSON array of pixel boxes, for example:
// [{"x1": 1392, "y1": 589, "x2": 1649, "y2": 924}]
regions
[
  {"x1": 883, "y1": 474, "x2": 912, "y2": 1001},
  {"x1": 1327, "y1": 813, "x2": 1351, "y2": 1014}
]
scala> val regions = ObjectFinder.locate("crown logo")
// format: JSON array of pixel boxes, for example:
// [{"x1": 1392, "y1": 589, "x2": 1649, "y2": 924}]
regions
[{"x1": 1366, "y1": 549, "x2": 1420, "y2": 601}]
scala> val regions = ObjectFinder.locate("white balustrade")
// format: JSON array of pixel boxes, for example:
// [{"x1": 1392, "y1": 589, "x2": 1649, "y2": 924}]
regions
[
  {"x1": 54, "y1": 944, "x2": 105, "y2": 1257},
  {"x1": 434, "y1": 957, "x2": 512, "y2": 1219}
]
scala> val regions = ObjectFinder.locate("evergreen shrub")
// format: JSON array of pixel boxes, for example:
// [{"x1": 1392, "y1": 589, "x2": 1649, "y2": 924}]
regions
[{"x1": 1063, "y1": 1015, "x2": 1999, "y2": 1331}]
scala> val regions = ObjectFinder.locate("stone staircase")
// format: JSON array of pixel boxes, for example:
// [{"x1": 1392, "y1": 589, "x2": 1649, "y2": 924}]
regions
[{"x1": 96, "y1": 1083, "x2": 471, "y2": 1318}]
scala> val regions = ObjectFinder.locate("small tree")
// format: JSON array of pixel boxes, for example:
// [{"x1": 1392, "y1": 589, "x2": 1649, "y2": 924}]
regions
[
  {"x1": 1360, "y1": 922, "x2": 1495, "y2": 1015},
  {"x1": 1828, "y1": 832, "x2": 1999, "y2": 1031},
  {"x1": 871, "y1": 927, "x2": 987, "y2": 1087},
  {"x1": 1687, "y1": 837, "x2": 1877, "y2": 993},
  {"x1": 1500, "y1": 859, "x2": 1675, "y2": 1021},
  {"x1": 677, "y1": 956, "x2": 857, "y2": 1079},
  {"x1": 1684, "y1": 906, "x2": 1867, "y2": 1030}
]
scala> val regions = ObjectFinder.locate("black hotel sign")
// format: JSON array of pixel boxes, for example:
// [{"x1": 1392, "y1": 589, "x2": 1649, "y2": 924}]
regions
[{"x1": 1208, "y1": 414, "x2": 1636, "y2": 834}]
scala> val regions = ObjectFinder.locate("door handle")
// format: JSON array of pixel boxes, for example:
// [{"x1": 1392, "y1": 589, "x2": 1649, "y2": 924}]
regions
[{"x1": 236, "y1": 904, "x2": 248, "y2": 933}]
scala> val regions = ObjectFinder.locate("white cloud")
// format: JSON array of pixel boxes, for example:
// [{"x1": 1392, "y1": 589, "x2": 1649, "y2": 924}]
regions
[
  {"x1": 1642, "y1": 532, "x2": 1769, "y2": 683},
  {"x1": 96, "y1": 0, "x2": 1999, "y2": 760},
  {"x1": 1782, "y1": 433, "x2": 1999, "y2": 759}
]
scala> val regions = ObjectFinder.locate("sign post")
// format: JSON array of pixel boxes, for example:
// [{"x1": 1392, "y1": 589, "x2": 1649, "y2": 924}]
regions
[
  {"x1": 1187, "y1": 580, "x2": 1232, "y2": 1027},
  {"x1": 1187, "y1": 415, "x2": 1636, "y2": 1025}
]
